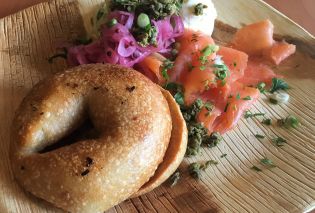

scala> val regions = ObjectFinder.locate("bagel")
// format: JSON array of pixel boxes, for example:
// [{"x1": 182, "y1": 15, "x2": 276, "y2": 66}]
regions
[
  {"x1": 133, "y1": 89, "x2": 187, "y2": 197},
  {"x1": 10, "y1": 64, "x2": 187, "y2": 213}
]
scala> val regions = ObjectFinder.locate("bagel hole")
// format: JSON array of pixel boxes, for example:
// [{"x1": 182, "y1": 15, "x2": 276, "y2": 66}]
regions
[{"x1": 39, "y1": 119, "x2": 100, "y2": 154}]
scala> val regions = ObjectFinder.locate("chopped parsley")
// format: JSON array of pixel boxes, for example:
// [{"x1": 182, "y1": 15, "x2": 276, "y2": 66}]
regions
[
  {"x1": 260, "y1": 158, "x2": 277, "y2": 168},
  {"x1": 236, "y1": 93, "x2": 241, "y2": 100},
  {"x1": 189, "y1": 160, "x2": 218, "y2": 179},
  {"x1": 269, "y1": 97, "x2": 278, "y2": 104},
  {"x1": 220, "y1": 154, "x2": 227, "y2": 158},
  {"x1": 251, "y1": 158, "x2": 276, "y2": 172},
  {"x1": 251, "y1": 166, "x2": 262, "y2": 172},
  {"x1": 164, "y1": 82, "x2": 184, "y2": 105},
  {"x1": 244, "y1": 111, "x2": 265, "y2": 119},
  {"x1": 199, "y1": 45, "x2": 219, "y2": 65},
  {"x1": 174, "y1": 92, "x2": 185, "y2": 106},
  {"x1": 277, "y1": 115, "x2": 300, "y2": 129},
  {"x1": 213, "y1": 64, "x2": 229, "y2": 81},
  {"x1": 168, "y1": 171, "x2": 180, "y2": 187},
  {"x1": 262, "y1": 118, "x2": 272, "y2": 126},
  {"x1": 271, "y1": 137, "x2": 287, "y2": 147},
  {"x1": 270, "y1": 78, "x2": 289, "y2": 93},
  {"x1": 194, "y1": 3, "x2": 208, "y2": 16},
  {"x1": 255, "y1": 134, "x2": 265, "y2": 139},
  {"x1": 243, "y1": 96, "x2": 252, "y2": 101},
  {"x1": 257, "y1": 82, "x2": 266, "y2": 94}
]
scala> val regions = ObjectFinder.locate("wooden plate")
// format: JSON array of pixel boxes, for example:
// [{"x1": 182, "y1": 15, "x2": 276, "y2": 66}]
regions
[{"x1": 0, "y1": 0, "x2": 314, "y2": 212}]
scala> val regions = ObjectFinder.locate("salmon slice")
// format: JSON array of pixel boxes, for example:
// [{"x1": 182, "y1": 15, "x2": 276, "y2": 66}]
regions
[
  {"x1": 170, "y1": 29, "x2": 215, "y2": 83},
  {"x1": 263, "y1": 41, "x2": 296, "y2": 65},
  {"x1": 231, "y1": 20, "x2": 274, "y2": 56},
  {"x1": 213, "y1": 85, "x2": 260, "y2": 134},
  {"x1": 218, "y1": 46, "x2": 248, "y2": 82},
  {"x1": 137, "y1": 53, "x2": 166, "y2": 85},
  {"x1": 183, "y1": 66, "x2": 217, "y2": 105},
  {"x1": 200, "y1": 83, "x2": 231, "y2": 111},
  {"x1": 197, "y1": 107, "x2": 222, "y2": 134},
  {"x1": 237, "y1": 59, "x2": 276, "y2": 86}
]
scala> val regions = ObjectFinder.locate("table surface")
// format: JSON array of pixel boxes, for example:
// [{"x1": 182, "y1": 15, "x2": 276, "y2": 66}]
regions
[{"x1": 0, "y1": 0, "x2": 314, "y2": 35}]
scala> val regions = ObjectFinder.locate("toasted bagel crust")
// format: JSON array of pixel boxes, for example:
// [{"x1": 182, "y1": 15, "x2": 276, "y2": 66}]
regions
[
  {"x1": 10, "y1": 64, "x2": 172, "y2": 213},
  {"x1": 133, "y1": 90, "x2": 188, "y2": 197}
]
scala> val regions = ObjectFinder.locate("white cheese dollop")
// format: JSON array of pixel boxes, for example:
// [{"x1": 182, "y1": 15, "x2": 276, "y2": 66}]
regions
[{"x1": 180, "y1": 0, "x2": 217, "y2": 36}]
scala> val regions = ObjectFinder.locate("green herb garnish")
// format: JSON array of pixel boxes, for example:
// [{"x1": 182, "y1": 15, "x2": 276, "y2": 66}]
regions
[
  {"x1": 262, "y1": 118, "x2": 272, "y2": 126},
  {"x1": 277, "y1": 115, "x2": 300, "y2": 129},
  {"x1": 251, "y1": 166, "x2": 262, "y2": 172},
  {"x1": 165, "y1": 82, "x2": 184, "y2": 105},
  {"x1": 194, "y1": 3, "x2": 208, "y2": 16},
  {"x1": 199, "y1": 45, "x2": 219, "y2": 65},
  {"x1": 244, "y1": 111, "x2": 265, "y2": 119},
  {"x1": 260, "y1": 158, "x2": 276, "y2": 167},
  {"x1": 257, "y1": 82, "x2": 266, "y2": 94},
  {"x1": 213, "y1": 64, "x2": 229, "y2": 81},
  {"x1": 271, "y1": 137, "x2": 287, "y2": 147},
  {"x1": 236, "y1": 93, "x2": 241, "y2": 100},
  {"x1": 189, "y1": 160, "x2": 217, "y2": 179},
  {"x1": 270, "y1": 78, "x2": 289, "y2": 93},
  {"x1": 220, "y1": 154, "x2": 227, "y2": 158},
  {"x1": 243, "y1": 96, "x2": 252, "y2": 101},
  {"x1": 255, "y1": 134, "x2": 265, "y2": 139},
  {"x1": 168, "y1": 171, "x2": 180, "y2": 187},
  {"x1": 269, "y1": 97, "x2": 278, "y2": 104},
  {"x1": 174, "y1": 92, "x2": 184, "y2": 106}
]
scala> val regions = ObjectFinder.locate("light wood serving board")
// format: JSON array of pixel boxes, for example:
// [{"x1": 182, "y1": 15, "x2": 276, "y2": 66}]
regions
[{"x1": 0, "y1": 0, "x2": 314, "y2": 212}]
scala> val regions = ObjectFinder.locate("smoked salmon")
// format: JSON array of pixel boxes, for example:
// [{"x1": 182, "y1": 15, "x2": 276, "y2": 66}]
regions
[
  {"x1": 263, "y1": 41, "x2": 296, "y2": 65},
  {"x1": 138, "y1": 20, "x2": 295, "y2": 136},
  {"x1": 231, "y1": 20, "x2": 274, "y2": 56}
]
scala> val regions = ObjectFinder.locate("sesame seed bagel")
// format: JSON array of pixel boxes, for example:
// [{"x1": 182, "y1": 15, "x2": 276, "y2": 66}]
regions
[{"x1": 10, "y1": 64, "x2": 173, "y2": 213}]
